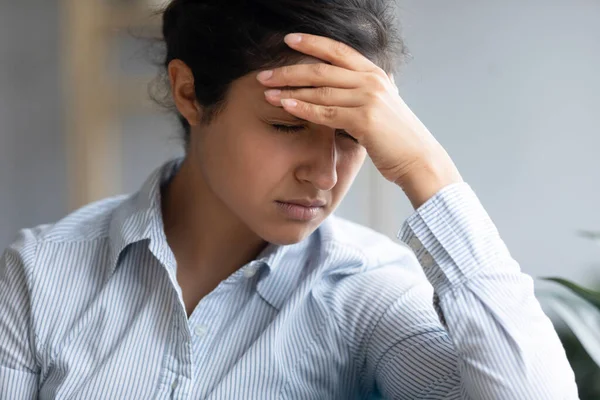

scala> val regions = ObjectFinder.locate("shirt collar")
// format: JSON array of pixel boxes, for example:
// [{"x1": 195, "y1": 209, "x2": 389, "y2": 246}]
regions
[
  {"x1": 107, "y1": 158, "x2": 322, "y2": 302},
  {"x1": 108, "y1": 158, "x2": 182, "y2": 275},
  {"x1": 254, "y1": 234, "x2": 317, "y2": 310}
]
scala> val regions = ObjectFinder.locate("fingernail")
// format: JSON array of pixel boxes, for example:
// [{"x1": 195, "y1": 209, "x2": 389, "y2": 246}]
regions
[
  {"x1": 284, "y1": 34, "x2": 302, "y2": 45},
  {"x1": 281, "y1": 99, "x2": 297, "y2": 108},
  {"x1": 257, "y1": 70, "x2": 273, "y2": 81},
  {"x1": 264, "y1": 89, "x2": 281, "y2": 98}
]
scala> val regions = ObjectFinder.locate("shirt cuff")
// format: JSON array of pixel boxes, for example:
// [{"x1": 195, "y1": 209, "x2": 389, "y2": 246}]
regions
[{"x1": 397, "y1": 182, "x2": 508, "y2": 294}]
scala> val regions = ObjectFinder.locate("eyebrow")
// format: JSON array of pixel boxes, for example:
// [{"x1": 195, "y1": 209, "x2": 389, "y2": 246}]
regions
[
  {"x1": 269, "y1": 117, "x2": 310, "y2": 125},
  {"x1": 264, "y1": 108, "x2": 310, "y2": 124},
  {"x1": 260, "y1": 85, "x2": 316, "y2": 124},
  {"x1": 283, "y1": 115, "x2": 309, "y2": 123}
]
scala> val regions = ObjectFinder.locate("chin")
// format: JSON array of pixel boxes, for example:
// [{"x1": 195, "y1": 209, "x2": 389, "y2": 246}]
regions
[{"x1": 257, "y1": 221, "x2": 322, "y2": 246}]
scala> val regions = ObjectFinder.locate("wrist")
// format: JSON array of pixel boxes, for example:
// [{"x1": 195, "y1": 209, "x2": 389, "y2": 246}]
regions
[{"x1": 396, "y1": 158, "x2": 463, "y2": 210}]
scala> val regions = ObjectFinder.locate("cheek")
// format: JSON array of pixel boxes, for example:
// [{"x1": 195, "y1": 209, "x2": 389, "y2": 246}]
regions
[
  {"x1": 204, "y1": 127, "x2": 293, "y2": 197},
  {"x1": 332, "y1": 148, "x2": 367, "y2": 198},
  {"x1": 339, "y1": 146, "x2": 367, "y2": 177},
  {"x1": 237, "y1": 135, "x2": 292, "y2": 183}
]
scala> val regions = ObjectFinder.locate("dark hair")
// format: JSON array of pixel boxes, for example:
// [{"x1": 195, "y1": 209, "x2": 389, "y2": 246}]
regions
[{"x1": 153, "y1": 0, "x2": 410, "y2": 147}]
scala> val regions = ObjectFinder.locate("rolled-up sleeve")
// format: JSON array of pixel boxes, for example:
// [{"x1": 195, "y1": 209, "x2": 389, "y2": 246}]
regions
[{"x1": 0, "y1": 230, "x2": 39, "y2": 399}]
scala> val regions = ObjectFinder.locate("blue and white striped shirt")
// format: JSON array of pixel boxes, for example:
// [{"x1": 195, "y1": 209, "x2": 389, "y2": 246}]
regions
[{"x1": 1, "y1": 159, "x2": 578, "y2": 399}]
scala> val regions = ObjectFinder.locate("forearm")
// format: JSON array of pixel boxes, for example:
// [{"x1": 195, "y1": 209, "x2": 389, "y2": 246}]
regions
[{"x1": 397, "y1": 182, "x2": 579, "y2": 399}]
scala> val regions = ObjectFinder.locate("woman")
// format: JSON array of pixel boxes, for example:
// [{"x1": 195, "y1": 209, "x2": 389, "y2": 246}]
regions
[{"x1": 0, "y1": 0, "x2": 578, "y2": 398}]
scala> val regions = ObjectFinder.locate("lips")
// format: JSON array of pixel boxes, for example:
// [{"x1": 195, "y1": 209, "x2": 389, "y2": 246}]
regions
[
  {"x1": 281, "y1": 198, "x2": 326, "y2": 208},
  {"x1": 274, "y1": 200, "x2": 325, "y2": 222}
]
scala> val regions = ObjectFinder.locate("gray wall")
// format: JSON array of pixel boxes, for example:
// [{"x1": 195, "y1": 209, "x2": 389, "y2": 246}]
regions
[
  {"x1": 0, "y1": 1, "x2": 67, "y2": 248},
  {"x1": 1, "y1": 1, "x2": 598, "y2": 285},
  {"x1": 388, "y1": 0, "x2": 600, "y2": 284}
]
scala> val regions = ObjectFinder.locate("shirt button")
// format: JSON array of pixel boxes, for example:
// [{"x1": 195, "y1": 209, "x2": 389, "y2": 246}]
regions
[
  {"x1": 243, "y1": 266, "x2": 258, "y2": 278},
  {"x1": 408, "y1": 236, "x2": 423, "y2": 251},
  {"x1": 171, "y1": 379, "x2": 178, "y2": 390},
  {"x1": 194, "y1": 325, "x2": 208, "y2": 338},
  {"x1": 421, "y1": 252, "x2": 435, "y2": 268}
]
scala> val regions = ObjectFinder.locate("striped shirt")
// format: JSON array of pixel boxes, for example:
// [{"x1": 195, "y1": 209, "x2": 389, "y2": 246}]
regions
[{"x1": 0, "y1": 159, "x2": 578, "y2": 399}]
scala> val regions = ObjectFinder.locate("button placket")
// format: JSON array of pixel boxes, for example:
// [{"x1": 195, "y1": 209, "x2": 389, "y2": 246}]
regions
[
  {"x1": 408, "y1": 236, "x2": 423, "y2": 252},
  {"x1": 421, "y1": 252, "x2": 435, "y2": 268}
]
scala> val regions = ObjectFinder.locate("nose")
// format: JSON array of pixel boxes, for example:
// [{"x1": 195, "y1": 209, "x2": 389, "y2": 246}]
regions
[{"x1": 296, "y1": 132, "x2": 338, "y2": 191}]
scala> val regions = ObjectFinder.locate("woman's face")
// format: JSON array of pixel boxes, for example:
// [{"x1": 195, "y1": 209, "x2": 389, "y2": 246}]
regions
[{"x1": 187, "y1": 58, "x2": 367, "y2": 245}]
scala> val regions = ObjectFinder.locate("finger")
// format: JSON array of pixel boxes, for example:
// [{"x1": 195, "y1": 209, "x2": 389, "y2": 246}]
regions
[
  {"x1": 279, "y1": 98, "x2": 356, "y2": 132},
  {"x1": 257, "y1": 63, "x2": 360, "y2": 89},
  {"x1": 264, "y1": 87, "x2": 365, "y2": 108},
  {"x1": 284, "y1": 33, "x2": 383, "y2": 75}
]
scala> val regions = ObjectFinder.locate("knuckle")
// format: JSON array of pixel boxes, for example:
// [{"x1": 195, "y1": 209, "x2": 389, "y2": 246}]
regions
[
  {"x1": 373, "y1": 66, "x2": 388, "y2": 79},
  {"x1": 366, "y1": 73, "x2": 387, "y2": 91},
  {"x1": 331, "y1": 40, "x2": 352, "y2": 58},
  {"x1": 364, "y1": 89, "x2": 381, "y2": 102},
  {"x1": 322, "y1": 106, "x2": 338, "y2": 120},
  {"x1": 298, "y1": 101, "x2": 312, "y2": 114},
  {"x1": 312, "y1": 63, "x2": 329, "y2": 77},
  {"x1": 317, "y1": 86, "x2": 333, "y2": 99},
  {"x1": 280, "y1": 65, "x2": 294, "y2": 79}
]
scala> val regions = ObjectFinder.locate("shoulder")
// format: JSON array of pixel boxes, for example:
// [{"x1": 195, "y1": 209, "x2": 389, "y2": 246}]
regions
[
  {"x1": 319, "y1": 214, "x2": 423, "y2": 281},
  {"x1": 31, "y1": 195, "x2": 129, "y2": 245},
  {"x1": 310, "y1": 215, "x2": 435, "y2": 363},
  {"x1": 1, "y1": 194, "x2": 130, "y2": 282},
  {"x1": 0, "y1": 194, "x2": 134, "y2": 347},
  {"x1": 313, "y1": 215, "x2": 430, "y2": 316}
]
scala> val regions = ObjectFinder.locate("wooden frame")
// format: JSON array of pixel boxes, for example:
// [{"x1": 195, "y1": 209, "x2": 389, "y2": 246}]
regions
[{"x1": 62, "y1": 0, "x2": 161, "y2": 210}]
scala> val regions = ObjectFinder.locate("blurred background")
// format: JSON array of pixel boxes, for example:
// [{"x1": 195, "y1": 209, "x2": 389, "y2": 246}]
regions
[
  {"x1": 0, "y1": 0, "x2": 599, "y2": 284},
  {"x1": 1, "y1": 0, "x2": 600, "y2": 396}
]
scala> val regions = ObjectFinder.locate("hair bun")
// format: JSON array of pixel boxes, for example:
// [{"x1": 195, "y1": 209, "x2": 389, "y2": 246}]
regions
[
  {"x1": 162, "y1": 0, "x2": 183, "y2": 41},
  {"x1": 162, "y1": 0, "x2": 226, "y2": 40}
]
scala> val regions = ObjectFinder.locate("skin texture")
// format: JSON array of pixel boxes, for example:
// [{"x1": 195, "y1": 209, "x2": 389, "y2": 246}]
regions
[{"x1": 162, "y1": 33, "x2": 463, "y2": 315}]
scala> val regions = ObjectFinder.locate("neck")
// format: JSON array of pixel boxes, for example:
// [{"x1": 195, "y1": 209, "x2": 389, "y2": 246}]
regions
[{"x1": 161, "y1": 157, "x2": 267, "y2": 279}]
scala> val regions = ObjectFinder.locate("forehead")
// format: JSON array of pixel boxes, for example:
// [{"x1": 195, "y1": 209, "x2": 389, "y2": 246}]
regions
[{"x1": 231, "y1": 56, "x2": 327, "y2": 116}]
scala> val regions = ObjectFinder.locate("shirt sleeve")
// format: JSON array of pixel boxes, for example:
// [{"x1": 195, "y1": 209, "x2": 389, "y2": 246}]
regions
[
  {"x1": 0, "y1": 230, "x2": 40, "y2": 400},
  {"x1": 374, "y1": 182, "x2": 578, "y2": 399}
]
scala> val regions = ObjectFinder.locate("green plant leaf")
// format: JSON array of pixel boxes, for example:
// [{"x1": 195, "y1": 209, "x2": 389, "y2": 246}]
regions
[
  {"x1": 537, "y1": 288, "x2": 600, "y2": 368},
  {"x1": 577, "y1": 230, "x2": 600, "y2": 248},
  {"x1": 542, "y1": 277, "x2": 600, "y2": 309}
]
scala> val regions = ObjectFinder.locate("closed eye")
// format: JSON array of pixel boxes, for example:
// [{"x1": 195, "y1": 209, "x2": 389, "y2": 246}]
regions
[
  {"x1": 271, "y1": 124, "x2": 305, "y2": 133},
  {"x1": 336, "y1": 130, "x2": 359, "y2": 144},
  {"x1": 271, "y1": 124, "x2": 359, "y2": 144}
]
